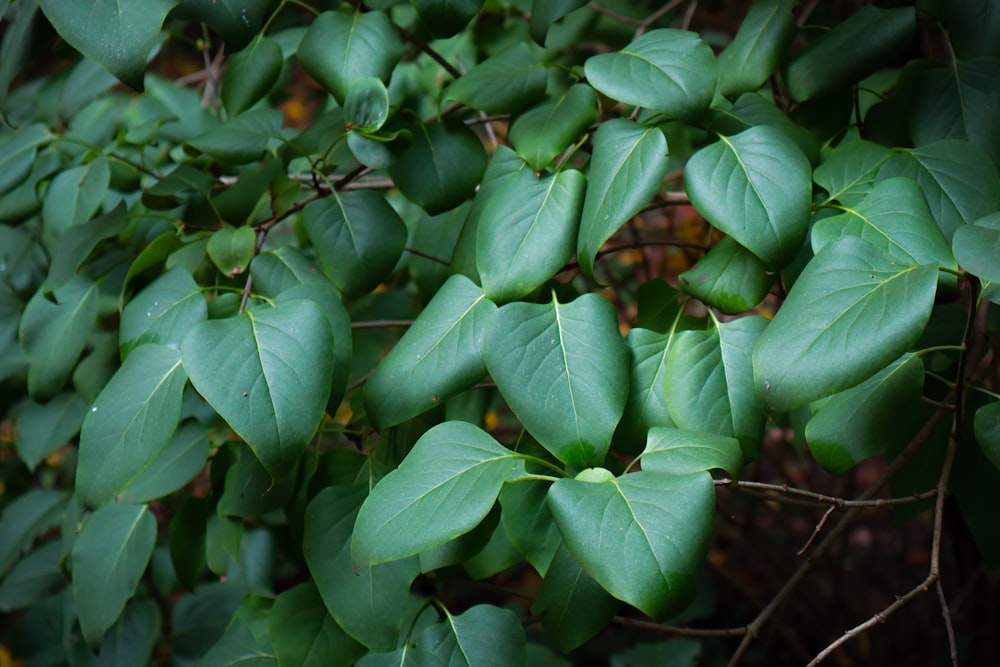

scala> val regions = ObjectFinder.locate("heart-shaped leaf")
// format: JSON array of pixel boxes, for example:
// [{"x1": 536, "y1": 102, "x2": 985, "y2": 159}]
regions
[
  {"x1": 344, "y1": 77, "x2": 390, "y2": 132},
  {"x1": 678, "y1": 236, "x2": 774, "y2": 315},
  {"x1": 120, "y1": 267, "x2": 208, "y2": 356},
  {"x1": 181, "y1": 299, "x2": 334, "y2": 477},
  {"x1": 221, "y1": 35, "x2": 283, "y2": 116},
  {"x1": 509, "y1": 84, "x2": 599, "y2": 171},
  {"x1": 813, "y1": 139, "x2": 893, "y2": 207},
  {"x1": 414, "y1": 605, "x2": 526, "y2": 666},
  {"x1": 207, "y1": 225, "x2": 256, "y2": 278}
]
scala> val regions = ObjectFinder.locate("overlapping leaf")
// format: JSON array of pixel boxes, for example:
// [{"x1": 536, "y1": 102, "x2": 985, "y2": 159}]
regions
[
  {"x1": 221, "y1": 35, "x2": 283, "y2": 116},
  {"x1": 443, "y1": 42, "x2": 546, "y2": 114},
  {"x1": 508, "y1": 84, "x2": 599, "y2": 170},
  {"x1": 716, "y1": 0, "x2": 796, "y2": 97},
  {"x1": 678, "y1": 236, "x2": 774, "y2": 315},
  {"x1": 414, "y1": 605, "x2": 526, "y2": 666},
  {"x1": 813, "y1": 139, "x2": 893, "y2": 206},
  {"x1": 412, "y1": 0, "x2": 484, "y2": 37},
  {"x1": 640, "y1": 427, "x2": 743, "y2": 478},
  {"x1": 120, "y1": 267, "x2": 208, "y2": 356},
  {"x1": 952, "y1": 213, "x2": 1000, "y2": 283}
]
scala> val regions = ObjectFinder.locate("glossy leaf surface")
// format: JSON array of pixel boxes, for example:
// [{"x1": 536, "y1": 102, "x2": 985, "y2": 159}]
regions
[
  {"x1": 443, "y1": 42, "x2": 546, "y2": 114},
  {"x1": 640, "y1": 427, "x2": 743, "y2": 478},
  {"x1": 415, "y1": 605, "x2": 526, "y2": 666},
  {"x1": 509, "y1": 84, "x2": 599, "y2": 171},
  {"x1": 221, "y1": 35, "x2": 283, "y2": 116},
  {"x1": 717, "y1": 0, "x2": 796, "y2": 97}
]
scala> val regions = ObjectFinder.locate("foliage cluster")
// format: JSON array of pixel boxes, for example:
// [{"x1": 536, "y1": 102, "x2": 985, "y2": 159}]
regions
[{"x1": 1, "y1": 0, "x2": 999, "y2": 665}]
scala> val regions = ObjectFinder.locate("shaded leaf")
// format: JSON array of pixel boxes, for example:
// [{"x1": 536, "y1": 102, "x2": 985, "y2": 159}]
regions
[
  {"x1": 120, "y1": 266, "x2": 208, "y2": 357},
  {"x1": 412, "y1": 0, "x2": 483, "y2": 37},
  {"x1": 45, "y1": 203, "x2": 128, "y2": 293},
  {"x1": 269, "y1": 583, "x2": 366, "y2": 667},
  {"x1": 222, "y1": 35, "x2": 284, "y2": 116},
  {"x1": 640, "y1": 427, "x2": 743, "y2": 478},
  {"x1": 974, "y1": 401, "x2": 1000, "y2": 472},
  {"x1": 953, "y1": 213, "x2": 1000, "y2": 283},
  {"x1": 344, "y1": 77, "x2": 390, "y2": 132},
  {"x1": 118, "y1": 421, "x2": 211, "y2": 503},
  {"x1": 415, "y1": 605, "x2": 526, "y2": 667},
  {"x1": 0, "y1": 489, "x2": 67, "y2": 577},
  {"x1": 207, "y1": 225, "x2": 256, "y2": 278},
  {"x1": 444, "y1": 42, "x2": 546, "y2": 114},
  {"x1": 678, "y1": 236, "x2": 773, "y2": 315},
  {"x1": 716, "y1": 0, "x2": 796, "y2": 97},
  {"x1": 175, "y1": 0, "x2": 270, "y2": 51},
  {"x1": 186, "y1": 108, "x2": 283, "y2": 164},
  {"x1": 13, "y1": 393, "x2": 87, "y2": 471},
  {"x1": 0, "y1": 540, "x2": 64, "y2": 611},
  {"x1": 509, "y1": 84, "x2": 599, "y2": 170},
  {"x1": 40, "y1": 157, "x2": 110, "y2": 248},
  {"x1": 499, "y1": 480, "x2": 560, "y2": 575},
  {"x1": 813, "y1": 139, "x2": 893, "y2": 207}
]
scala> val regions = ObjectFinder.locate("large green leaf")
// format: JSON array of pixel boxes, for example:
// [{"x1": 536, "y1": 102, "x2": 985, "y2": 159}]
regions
[
  {"x1": 117, "y1": 421, "x2": 211, "y2": 504},
  {"x1": 302, "y1": 190, "x2": 408, "y2": 299},
  {"x1": 180, "y1": 299, "x2": 334, "y2": 477},
  {"x1": 44, "y1": 203, "x2": 128, "y2": 294},
  {"x1": 388, "y1": 120, "x2": 487, "y2": 215},
  {"x1": 547, "y1": 470, "x2": 714, "y2": 620},
  {"x1": 678, "y1": 236, "x2": 774, "y2": 315},
  {"x1": 221, "y1": 35, "x2": 283, "y2": 116},
  {"x1": 498, "y1": 480, "x2": 560, "y2": 575},
  {"x1": 684, "y1": 125, "x2": 811, "y2": 267},
  {"x1": 664, "y1": 317, "x2": 767, "y2": 458},
  {"x1": 584, "y1": 29, "x2": 717, "y2": 118},
  {"x1": 577, "y1": 119, "x2": 668, "y2": 282},
  {"x1": 365, "y1": 275, "x2": 496, "y2": 429},
  {"x1": 531, "y1": 543, "x2": 620, "y2": 652},
  {"x1": 785, "y1": 6, "x2": 915, "y2": 101},
  {"x1": 478, "y1": 167, "x2": 584, "y2": 301},
  {"x1": 297, "y1": 8, "x2": 403, "y2": 103},
  {"x1": 76, "y1": 344, "x2": 188, "y2": 508},
  {"x1": 508, "y1": 84, "x2": 599, "y2": 171},
  {"x1": 443, "y1": 42, "x2": 547, "y2": 114},
  {"x1": 709, "y1": 92, "x2": 820, "y2": 165},
  {"x1": 40, "y1": 157, "x2": 111, "y2": 248},
  {"x1": 269, "y1": 583, "x2": 366, "y2": 667},
  {"x1": 612, "y1": 328, "x2": 676, "y2": 454},
  {"x1": 716, "y1": 0, "x2": 796, "y2": 97},
  {"x1": 303, "y1": 486, "x2": 420, "y2": 652},
  {"x1": 806, "y1": 354, "x2": 924, "y2": 474},
  {"x1": 640, "y1": 427, "x2": 743, "y2": 478},
  {"x1": 875, "y1": 139, "x2": 1000, "y2": 240},
  {"x1": 352, "y1": 422, "x2": 521, "y2": 565},
  {"x1": 482, "y1": 293, "x2": 628, "y2": 469},
  {"x1": 415, "y1": 605, "x2": 526, "y2": 666},
  {"x1": 19, "y1": 276, "x2": 100, "y2": 400},
  {"x1": 952, "y1": 213, "x2": 1000, "y2": 283},
  {"x1": 812, "y1": 177, "x2": 955, "y2": 269},
  {"x1": 813, "y1": 139, "x2": 893, "y2": 207},
  {"x1": 72, "y1": 502, "x2": 157, "y2": 645},
  {"x1": 120, "y1": 267, "x2": 208, "y2": 356},
  {"x1": 13, "y1": 393, "x2": 87, "y2": 471},
  {"x1": 753, "y1": 237, "x2": 938, "y2": 414},
  {"x1": 412, "y1": 0, "x2": 484, "y2": 37},
  {"x1": 37, "y1": 0, "x2": 176, "y2": 90}
]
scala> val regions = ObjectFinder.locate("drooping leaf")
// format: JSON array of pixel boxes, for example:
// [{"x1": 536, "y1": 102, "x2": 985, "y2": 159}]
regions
[
  {"x1": 876, "y1": 140, "x2": 1000, "y2": 241},
  {"x1": 297, "y1": 8, "x2": 403, "y2": 103},
  {"x1": 0, "y1": 540, "x2": 64, "y2": 611},
  {"x1": 678, "y1": 236, "x2": 774, "y2": 315},
  {"x1": 716, "y1": 0, "x2": 796, "y2": 97},
  {"x1": 13, "y1": 394, "x2": 87, "y2": 471},
  {"x1": 388, "y1": 119, "x2": 487, "y2": 215},
  {"x1": 443, "y1": 42, "x2": 547, "y2": 114},
  {"x1": 785, "y1": 6, "x2": 915, "y2": 101},
  {"x1": 269, "y1": 583, "x2": 366, "y2": 667},
  {"x1": 117, "y1": 421, "x2": 211, "y2": 504},
  {"x1": 478, "y1": 167, "x2": 585, "y2": 301},
  {"x1": 753, "y1": 237, "x2": 938, "y2": 414},
  {"x1": 207, "y1": 225, "x2": 257, "y2": 278},
  {"x1": 577, "y1": 119, "x2": 668, "y2": 282},
  {"x1": 303, "y1": 486, "x2": 420, "y2": 652},
  {"x1": 365, "y1": 275, "x2": 496, "y2": 429},
  {"x1": 806, "y1": 354, "x2": 924, "y2": 474},
  {"x1": 185, "y1": 108, "x2": 283, "y2": 164},
  {"x1": 812, "y1": 177, "x2": 955, "y2": 270},
  {"x1": 352, "y1": 422, "x2": 522, "y2": 566},
  {"x1": 813, "y1": 139, "x2": 893, "y2": 206},
  {"x1": 508, "y1": 84, "x2": 599, "y2": 171},
  {"x1": 482, "y1": 293, "x2": 629, "y2": 469},
  {"x1": 531, "y1": 543, "x2": 620, "y2": 652},
  {"x1": 344, "y1": 77, "x2": 390, "y2": 132},
  {"x1": 0, "y1": 489, "x2": 67, "y2": 577},
  {"x1": 547, "y1": 470, "x2": 714, "y2": 620},
  {"x1": 120, "y1": 266, "x2": 208, "y2": 356},
  {"x1": 685, "y1": 125, "x2": 811, "y2": 267},
  {"x1": 664, "y1": 317, "x2": 767, "y2": 458},
  {"x1": 37, "y1": 0, "x2": 176, "y2": 90},
  {"x1": 302, "y1": 189, "x2": 407, "y2": 299},
  {"x1": 19, "y1": 276, "x2": 100, "y2": 401},
  {"x1": 180, "y1": 299, "x2": 334, "y2": 477},
  {"x1": 499, "y1": 480, "x2": 560, "y2": 575},
  {"x1": 952, "y1": 213, "x2": 1000, "y2": 283},
  {"x1": 412, "y1": 0, "x2": 484, "y2": 37},
  {"x1": 640, "y1": 427, "x2": 743, "y2": 478},
  {"x1": 72, "y1": 502, "x2": 157, "y2": 645},
  {"x1": 221, "y1": 34, "x2": 284, "y2": 116},
  {"x1": 584, "y1": 29, "x2": 717, "y2": 118}
]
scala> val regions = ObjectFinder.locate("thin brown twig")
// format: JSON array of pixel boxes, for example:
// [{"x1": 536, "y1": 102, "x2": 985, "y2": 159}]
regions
[
  {"x1": 937, "y1": 579, "x2": 960, "y2": 667},
  {"x1": 719, "y1": 479, "x2": 939, "y2": 509},
  {"x1": 396, "y1": 25, "x2": 462, "y2": 80},
  {"x1": 612, "y1": 616, "x2": 749, "y2": 638}
]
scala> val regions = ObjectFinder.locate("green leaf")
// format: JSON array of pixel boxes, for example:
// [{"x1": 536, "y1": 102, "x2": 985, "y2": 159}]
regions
[
  {"x1": 40, "y1": 157, "x2": 111, "y2": 248},
  {"x1": 716, "y1": 0, "x2": 796, "y2": 97},
  {"x1": 356, "y1": 647, "x2": 443, "y2": 667},
  {"x1": 19, "y1": 276, "x2": 100, "y2": 401},
  {"x1": 577, "y1": 119, "x2": 669, "y2": 282},
  {"x1": 482, "y1": 293, "x2": 629, "y2": 469},
  {"x1": 75, "y1": 344, "x2": 188, "y2": 508},
  {"x1": 584, "y1": 29, "x2": 717, "y2": 118},
  {"x1": 640, "y1": 427, "x2": 743, "y2": 478},
  {"x1": 685, "y1": 125, "x2": 811, "y2": 267},
  {"x1": 678, "y1": 236, "x2": 774, "y2": 315},
  {"x1": 974, "y1": 401, "x2": 1000, "y2": 471},
  {"x1": 174, "y1": 0, "x2": 270, "y2": 52},
  {"x1": 303, "y1": 486, "x2": 420, "y2": 652},
  {"x1": 785, "y1": 6, "x2": 915, "y2": 101},
  {"x1": 269, "y1": 583, "x2": 366, "y2": 667},
  {"x1": 0, "y1": 489, "x2": 67, "y2": 577},
  {"x1": 344, "y1": 77, "x2": 390, "y2": 132},
  {"x1": 876, "y1": 140, "x2": 1000, "y2": 241},
  {"x1": 499, "y1": 480, "x2": 560, "y2": 575},
  {"x1": 120, "y1": 266, "x2": 208, "y2": 356},
  {"x1": 86, "y1": 601, "x2": 161, "y2": 667},
  {"x1": 812, "y1": 177, "x2": 955, "y2": 270},
  {"x1": 478, "y1": 167, "x2": 585, "y2": 301},
  {"x1": 529, "y1": 0, "x2": 588, "y2": 43},
  {"x1": 411, "y1": 0, "x2": 483, "y2": 37},
  {"x1": 37, "y1": 0, "x2": 176, "y2": 90},
  {"x1": 248, "y1": 246, "x2": 330, "y2": 295},
  {"x1": 531, "y1": 543, "x2": 620, "y2": 652},
  {"x1": 13, "y1": 394, "x2": 87, "y2": 471},
  {"x1": 180, "y1": 299, "x2": 334, "y2": 477},
  {"x1": 117, "y1": 421, "x2": 211, "y2": 503},
  {"x1": 207, "y1": 225, "x2": 257, "y2": 278},
  {"x1": 222, "y1": 35, "x2": 284, "y2": 116},
  {"x1": 813, "y1": 139, "x2": 893, "y2": 206},
  {"x1": 352, "y1": 421, "x2": 521, "y2": 565},
  {"x1": 664, "y1": 318, "x2": 767, "y2": 458},
  {"x1": 508, "y1": 84, "x2": 599, "y2": 171},
  {"x1": 953, "y1": 213, "x2": 1000, "y2": 283},
  {"x1": 72, "y1": 502, "x2": 157, "y2": 645},
  {"x1": 185, "y1": 108, "x2": 283, "y2": 164},
  {"x1": 365, "y1": 275, "x2": 496, "y2": 429},
  {"x1": 197, "y1": 618, "x2": 276, "y2": 667},
  {"x1": 45, "y1": 203, "x2": 128, "y2": 293},
  {"x1": 0, "y1": 124, "x2": 51, "y2": 196},
  {"x1": 302, "y1": 190, "x2": 407, "y2": 299},
  {"x1": 444, "y1": 42, "x2": 547, "y2": 114},
  {"x1": 0, "y1": 541, "x2": 64, "y2": 612},
  {"x1": 547, "y1": 471, "x2": 714, "y2": 620},
  {"x1": 388, "y1": 119, "x2": 487, "y2": 215},
  {"x1": 415, "y1": 605, "x2": 526, "y2": 666},
  {"x1": 806, "y1": 354, "x2": 924, "y2": 474},
  {"x1": 297, "y1": 8, "x2": 403, "y2": 103},
  {"x1": 753, "y1": 237, "x2": 938, "y2": 414}
]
